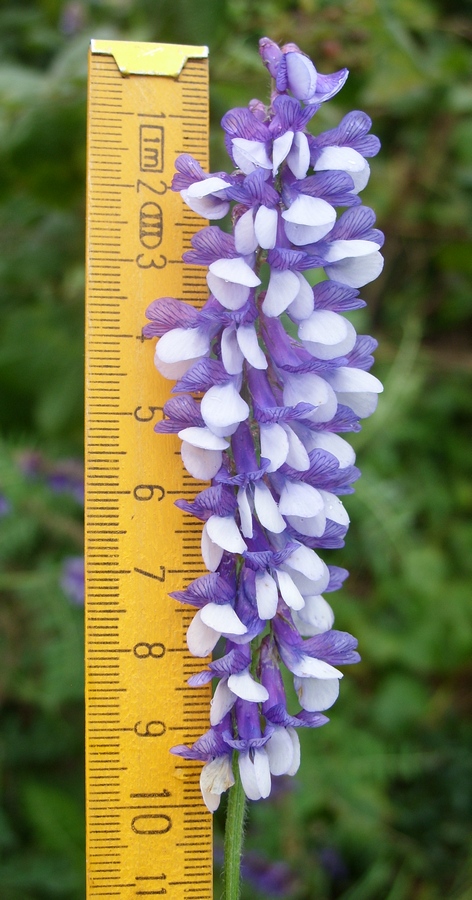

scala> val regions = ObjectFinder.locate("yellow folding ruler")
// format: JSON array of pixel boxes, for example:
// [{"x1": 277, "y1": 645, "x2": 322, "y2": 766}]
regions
[{"x1": 85, "y1": 40, "x2": 212, "y2": 899}]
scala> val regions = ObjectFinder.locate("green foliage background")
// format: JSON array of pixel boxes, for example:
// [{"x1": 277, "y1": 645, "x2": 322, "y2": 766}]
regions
[{"x1": 0, "y1": 0, "x2": 471, "y2": 897}]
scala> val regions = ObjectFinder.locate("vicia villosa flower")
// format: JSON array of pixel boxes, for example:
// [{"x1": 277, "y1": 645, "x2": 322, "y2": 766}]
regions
[{"x1": 144, "y1": 37, "x2": 383, "y2": 812}]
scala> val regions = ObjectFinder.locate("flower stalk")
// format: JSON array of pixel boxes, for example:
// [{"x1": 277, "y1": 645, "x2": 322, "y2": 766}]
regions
[
  {"x1": 144, "y1": 35, "x2": 384, "y2": 893},
  {"x1": 224, "y1": 754, "x2": 247, "y2": 900}
]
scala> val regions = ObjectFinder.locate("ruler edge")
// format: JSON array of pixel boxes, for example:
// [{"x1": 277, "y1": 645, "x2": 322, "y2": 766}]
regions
[
  {"x1": 84, "y1": 46, "x2": 213, "y2": 899},
  {"x1": 90, "y1": 38, "x2": 209, "y2": 77}
]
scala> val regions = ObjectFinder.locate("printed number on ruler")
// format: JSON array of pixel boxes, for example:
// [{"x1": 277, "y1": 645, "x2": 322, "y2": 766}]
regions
[{"x1": 85, "y1": 41, "x2": 212, "y2": 900}]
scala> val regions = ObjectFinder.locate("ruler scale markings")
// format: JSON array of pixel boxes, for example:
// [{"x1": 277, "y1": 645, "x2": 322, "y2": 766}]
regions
[{"x1": 86, "y1": 42, "x2": 211, "y2": 900}]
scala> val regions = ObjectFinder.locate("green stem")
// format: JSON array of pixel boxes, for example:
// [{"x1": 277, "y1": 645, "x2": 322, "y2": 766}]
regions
[{"x1": 223, "y1": 754, "x2": 247, "y2": 900}]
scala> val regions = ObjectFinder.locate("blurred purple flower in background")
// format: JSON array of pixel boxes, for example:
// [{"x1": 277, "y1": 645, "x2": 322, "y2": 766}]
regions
[
  {"x1": 61, "y1": 556, "x2": 85, "y2": 606},
  {"x1": 18, "y1": 451, "x2": 84, "y2": 505},
  {"x1": 0, "y1": 494, "x2": 11, "y2": 517}
]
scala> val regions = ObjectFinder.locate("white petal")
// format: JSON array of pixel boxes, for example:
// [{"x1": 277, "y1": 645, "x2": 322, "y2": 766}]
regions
[
  {"x1": 237, "y1": 485, "x2": 253, "y2": 539},
  {"x1": 239, "y1": 752, "x2": 262, "y2": 800},
  {"x1": 324, "y1": 239, "x2": 381, "y2": 262},
  {"x1": 294, "y1": 675, "x2": 340, "y2": 711},
  {"x1": 292, "y1": 593, "x2": 335, "y2": 636},
  {"x1": 254, "y1": 482, "x2": 286, "y2": 533},
  {"x1": 186, "y1": 609, "x2": 220, "y2": 657},
  {"x1": 335, "y1": 391, "x2": 379, "y2": 418},
  {"x1": 326, "y1": 366, "x2": 383, "y2": 394},
  {"x1": 181, "y1": 191, "x2": 229, "y2": 219},
  {"x1": 286, "y1": 727, "x2": 301, "y2": 776},
  {"x1": 304, "y1": 431, "x2": 355, "y2": 468},
  {"x1": 232, "y1": 138, "x2": 272, "y2": 174},
  {"x1": 239, "y1": 750, "x2": 271, "y2": 801},
  {"x1": 210, "y1": 679, "x2": 237, "y2": 726},
  {"x1": 227, "y1": 669, "x2": 269, "y2": 702},
  {"x1": 282, "y1": 195, "x2": 336, "y2": 245},
  {"x1": 209, "y1": 256, "x2": 261, "y2": 287},
  {"x1": 234, "y1": 209, "x2": 258, "y2": 254},
  {"x1": 266, "y1": 726, "x2": 294, "y2": 776},
  {"x1": 290, "y1": 654, "x2": 342, "y2": 679},
  {"x1": 272, "y1": 131, "x2": 294, "y2": 174},
  {"x1": 254, "y1": 206, "x2": 278, "y2": 249},
  {"x1": 285, "y1": 543, "x2": 327, "y2": 582},
  {"x1": 206, "y1": 515, "x2": 247, "y2": 554},
  {"x1": 262, "y1": 268, "x2": 301, "y2": 317},
  {"x1": 201, "y1": 382, "x2": 250, "y2": 436},
  {"x1": 187, "y1": 176, "x2": 230, "y2": 197},
  {"x1": 221, "y1": 326, "x2": 244, "y2": 375},
  {"x1": 156, "y1": 327, "x2": 210, "y2": 363},
  {"x1": 282, "y1": 371, "x2": 329, "y2": 411},
  {"x1": 282, "y1": 424, "x2": 310, "y2": 471},
  {"x1": 286, "y1": 131, "x2": 310, "y2": 179},
  {"x1": 325, "y1": 250, "x2": 384, "y2": 288},
  {"x1": 278, "y1": 480, "x2": 324, "y2": 518},
  {"x1": 207, "y1": 272, "x2": 250, "y2": 310},
  {"x1": 286, "y1": 52, "x2": 318, "y2": 100},
  {"x1": 201, "y1": 522, "x2": 224, "y2": 572},
  {"x1": 286, "y1": 511, "x2": 326, "y2": 538},
  {"x1": 253, "y1": 748, "x2": 271, "y2": 798},
  {"x1": 153, "y1": 354, "x2": 200, "y2": 380},
  {"x1": 298, "y1": 308, "x2": 348, "y2": 344},
  {"x1": 276, "y1": 569, "x2": 305, "y2": 610},
  {"x1": 178, "y1": 427, "x2": 229, "y2": 450},
  {"x1": 260, "y1": 423, "x2": 289, "y2": 472},
  {"x1": 200, "y1": 756, "x2": 235, "y2": 812},
  {"x1": 286, "y1": 272, "x2": 314, "y2": 322},
  {"x1": 236, "y1": 324, "x2": 268, "y2": 370},
  {"x1": 255, "y1": 571, "x2": 279, "y2": 619},
  {"x1": 320, "y1": 490, "x2": 350, "y2": 526},
  {"x1": 200, "y1": 601, "x2": 247, "y2": 635},
  {"x1": 314, "y1": 146, "x2": 370, "y2": 192},
  {"x1": 180, "y1": 442, "x2": 222, "y2": 480},
  {"x1": 282, "y1": 372, "x2": 338, "y2": 424},
  {"x1": 286, "y1": 564, "x2": 330, "y2": 597}
]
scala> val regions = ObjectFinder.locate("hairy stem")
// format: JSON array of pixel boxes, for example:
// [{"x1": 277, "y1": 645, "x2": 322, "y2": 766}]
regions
[{"x1": 223, "y1": 755, "x2": 247, "y2": 900}]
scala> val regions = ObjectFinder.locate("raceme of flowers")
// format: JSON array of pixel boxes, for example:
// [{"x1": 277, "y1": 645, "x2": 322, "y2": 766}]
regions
[{"x1": 143, "y1": 37, "x2": 383, "y2": 812}]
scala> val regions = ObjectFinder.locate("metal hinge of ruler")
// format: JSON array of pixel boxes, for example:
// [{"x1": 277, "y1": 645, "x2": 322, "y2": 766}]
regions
[{"x1": 85, "y1": 40, "x2": 212, "y2": 900}]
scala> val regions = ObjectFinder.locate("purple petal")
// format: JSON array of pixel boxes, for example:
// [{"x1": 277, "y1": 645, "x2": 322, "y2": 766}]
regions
[
  {"x1": 310, "y1": 110, "x2": 381, "y2": 159},
  {"x1": 222, "y1": 106, "x2": 271, "y2": 142},
  {"x1": 312, "y1": 280, "x2": 364, "y2": 312},
  {"x1": 183, "y1": 226, "x2": 238, "y2": 266},
  {"x1": 328, "y1": 205, "x2": 382, "y2": 243},
  {"x1": 311, "y1": 68, "x2": 349, "y2": 104},
  {"x1": 259, "y1": 36, "x2": 283, "y2": 79},
  {"x1": 285, "y1": 51, "x2": 318, "y2": 102},
  {"x1": 176, "y1": 483, "x2": 237, "y2": 520},
  {"x1": 303, "y1": 630, "x2": 360, "y2": 666},
  {"x1": 264, "y1": 703, "x2": 328, "y2": 729},
  {"x1": 143, "y1": 297, "x2": 199, "y2": 337},
  {"x1": 292, "y1": 171, "x2": 360, "y2": 207},
  {"x1": 170, "y1": 572, "x2": 236, "y2": 608},
  {"x1": 153, "y1": 395, "x2": 202, "y2": 434},
  {"x1": 171, "y1": 726, "x2": 230, "y2": 761},
  {"x1": 344, "y1": 335, "x2": 378, "y2": 370},
  {"x1": 172, "y1": 358, "x2": 231, "y2": 393},
  {"x1": 326, "y1": 566, "x2": 349, "y2": 592}
]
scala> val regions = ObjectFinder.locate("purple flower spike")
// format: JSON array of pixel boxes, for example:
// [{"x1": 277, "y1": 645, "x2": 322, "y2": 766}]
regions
[{"x1": 145, "y1": 37, "x2": 383, "y2": 808}]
